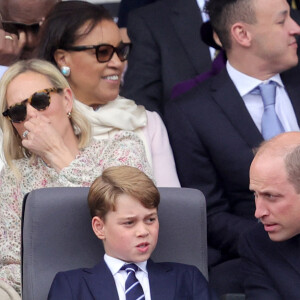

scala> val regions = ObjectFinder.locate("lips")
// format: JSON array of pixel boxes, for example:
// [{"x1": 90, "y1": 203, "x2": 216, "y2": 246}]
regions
[
  {"x1": 136, "y1": 242, "x2": 150, "y2": 253},
  {"x1": 263, "y1": 223, "x2": 279, "y2": 232}
]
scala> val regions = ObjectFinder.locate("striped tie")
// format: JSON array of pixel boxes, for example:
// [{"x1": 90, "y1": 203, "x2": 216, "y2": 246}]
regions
[{"x1": 121, "y1": 264, "x2": 145, "y2": 300}]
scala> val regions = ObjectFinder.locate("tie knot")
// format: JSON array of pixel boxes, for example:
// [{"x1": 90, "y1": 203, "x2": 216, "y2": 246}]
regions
[
  {"x1": 121, "y1": 263, "x2": 139, "y2": 274},
  {"x1": 259, "y1": 81, "x2": 277, "y2": 104}
]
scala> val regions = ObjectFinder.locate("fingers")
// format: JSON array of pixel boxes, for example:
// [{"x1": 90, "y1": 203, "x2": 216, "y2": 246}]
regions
[
  {"x1": 17, "y1": 31, "x2": 26, "y2": 49},
  {"x1": 23, "y1": 115, "x2": 51, "y2": 132},
  {"x1": 0, "y1": 29, "x2": 25, "y2": 65}
]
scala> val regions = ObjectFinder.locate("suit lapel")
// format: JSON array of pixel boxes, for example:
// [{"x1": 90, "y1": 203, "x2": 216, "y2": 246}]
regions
[
  {"x1": 83, "y1": 259, "x2": 119, "y2": 300},
  {"x1": 281, "y1": 66, "x2": 300, "y2": 127},
  {"x1": 210, "y1": 69, "x2": 263, "y2": 148},
  {"x1": 168, "y1": 0, "x2": 211, "y2": 73},
  {"x1": 148, "y1": 260, "x2": 176, "y2": 300}
]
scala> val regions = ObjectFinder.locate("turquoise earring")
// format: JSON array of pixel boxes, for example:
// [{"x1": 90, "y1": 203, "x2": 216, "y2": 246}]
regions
[{"x1": 61, "y1": 66, "x2": 70, "y2": 77}]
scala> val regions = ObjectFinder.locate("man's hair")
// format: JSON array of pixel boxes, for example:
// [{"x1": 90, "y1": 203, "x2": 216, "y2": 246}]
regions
[
  {"x1": 38, "y1": 0, "x2": 113, "y2": 66},
  {"x1": 0, "y1": 58, "x2": 90, "y2": 177},
  {"x1": 284, "y1": 145, "x2": 300, "y2": 193},
  {"x1": 255, "y1": 134, "x2": 300, "y2": 194},
  {"x1": 205, "y1": 0, "x2": 257, "y2": 50},
  {"x1": 88, "y1": 166, "x2": 160, "y2": 219}
]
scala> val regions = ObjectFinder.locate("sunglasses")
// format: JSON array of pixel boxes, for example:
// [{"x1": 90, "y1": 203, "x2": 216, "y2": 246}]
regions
[
  {"x1": 64, "y1": 42, "x2": 131, "y2": 63},
  {"x1": 1, "y1": 21, "x2": 40, "y2": 37},
  {"x1": 2, "y1": 88, "x2": 62, "y2": 123}
]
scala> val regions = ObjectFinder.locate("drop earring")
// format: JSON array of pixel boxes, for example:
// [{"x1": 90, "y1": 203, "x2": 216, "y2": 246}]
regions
[
  {"x1": 67, "y1": 111, "x2": 72, "y2": 119},
  {"x1": 61, "y1": 66, "x2": 70, "y2": 77}
]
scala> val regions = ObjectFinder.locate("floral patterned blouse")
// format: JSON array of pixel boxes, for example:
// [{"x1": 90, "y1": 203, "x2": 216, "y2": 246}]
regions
[{"x1": 0, "y1": 131, "x2": 153, "y2": 295}]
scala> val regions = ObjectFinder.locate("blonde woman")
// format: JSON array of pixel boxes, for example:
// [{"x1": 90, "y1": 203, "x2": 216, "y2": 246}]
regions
[{"x1": 0, "y1": 59, "x2": 152, "y2": 296}]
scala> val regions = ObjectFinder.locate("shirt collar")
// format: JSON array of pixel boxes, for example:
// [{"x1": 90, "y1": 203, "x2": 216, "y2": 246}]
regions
[
  {"x1": 226, "y1": 60, "x2": 284, "y2": 97},
  {"x1": 104, "y1": 254, "x2": 148, "y2": 275},
  {"x1": 196, "y1": 0, "x2": 206, "y2": 11}
]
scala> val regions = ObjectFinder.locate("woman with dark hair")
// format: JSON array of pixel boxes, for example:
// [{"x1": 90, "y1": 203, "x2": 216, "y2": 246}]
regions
[{"x1": 38, "y1": 0, "x2": 180, "y2": 187}]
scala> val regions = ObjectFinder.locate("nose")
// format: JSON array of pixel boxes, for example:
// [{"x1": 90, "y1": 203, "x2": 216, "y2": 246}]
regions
[
  {"x1": 254, "y1": 197, "x2": 269, "y2": 220},
  {"x1": 108, "y1": 52, "x2": 124, "y2": 69},
  {"x1": 136, "y1": 223, "x2": 149, "y2": 237},
  {"x1": 289, "y1": 17, "x2": 300, "y2": 36},
  {"x1": 26, "y1": 102, "x2": 38, "y2": 120}
]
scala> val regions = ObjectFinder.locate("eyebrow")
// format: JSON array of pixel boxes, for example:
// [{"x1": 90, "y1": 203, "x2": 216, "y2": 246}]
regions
[
  {"x1": 119, "y1": 212, "x2": 158, "y2": 220},
  {"x1": 277, "y1": 10, "x2": 288, "y2": 19}
]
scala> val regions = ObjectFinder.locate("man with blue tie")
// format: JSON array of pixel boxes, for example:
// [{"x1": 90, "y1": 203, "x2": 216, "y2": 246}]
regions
[
  {"x1": 165, "y1": 0, "x2": 300, "y2": 296},
  {"x1": 47, "y1": 166, "x2": 218, "y2": 300}
]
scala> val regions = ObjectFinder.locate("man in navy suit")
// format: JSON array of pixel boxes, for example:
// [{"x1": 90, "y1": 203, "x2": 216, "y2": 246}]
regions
[
  {"x1": 120, "y1": 0, "x2": 212, "y2": 115},
  {"x1": 48, "y1": 166, "x2": 217, "y2": 300},
  {"x1": 240, "y1": 132, "x2": 300, "y2": 299},
  {"x1": 165, "y1": 0, "x2": 300, "y2": 296}
]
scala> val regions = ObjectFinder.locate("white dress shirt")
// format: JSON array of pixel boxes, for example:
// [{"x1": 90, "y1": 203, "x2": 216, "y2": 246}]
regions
[
  {"x1": 104, "y1": 254, "x2": 151, "y2": 300},
  {"x1": 226, "y1": 61, "x2": 299, "y2": 133}
]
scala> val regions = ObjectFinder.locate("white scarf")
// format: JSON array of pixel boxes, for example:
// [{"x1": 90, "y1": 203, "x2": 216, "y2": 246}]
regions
[{"x1": 74, "y1": 96, "x2": 152, "y2": 166}]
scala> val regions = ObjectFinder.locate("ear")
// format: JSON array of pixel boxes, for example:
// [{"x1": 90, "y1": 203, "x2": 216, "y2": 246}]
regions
[
  {"x1": 54, "y1": 49, "x2": 70, "y2": 69},
  {"x1": 213, "y1": 31, "x2": 222, "y2": 48},
  {"x1": 231, "y1": 22, "x2": 252, "y2": 47},
  {"x1": 92, "y1": 216, "x2": 106, "y2": 240},
  {"x1": 62, "y1": 87, "x2": 74, "y2": 114}
]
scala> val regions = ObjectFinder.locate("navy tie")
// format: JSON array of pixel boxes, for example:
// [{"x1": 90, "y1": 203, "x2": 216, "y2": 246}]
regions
[
  {"x1": 251, "y1": 81, "x2": 284, "y2": 140},
  {"x1": 121, "y1": 264, "x2": 145, "y2": 300}
]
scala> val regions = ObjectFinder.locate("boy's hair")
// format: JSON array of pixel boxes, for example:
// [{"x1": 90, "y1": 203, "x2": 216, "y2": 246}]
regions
[{"x1": 88, "y1": 166, "x2": 160, "y2": 219}]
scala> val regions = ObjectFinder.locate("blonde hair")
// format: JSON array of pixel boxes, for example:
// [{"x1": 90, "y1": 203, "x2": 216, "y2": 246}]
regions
[
  {"x1": 88, "y1": 166, "x2": 159, "y2": 219},
  {"x1": 0, "y1": 59, "x2": 91, "y2": 175}
]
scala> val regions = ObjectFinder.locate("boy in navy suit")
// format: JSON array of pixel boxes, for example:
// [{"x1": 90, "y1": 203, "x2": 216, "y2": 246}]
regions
[{"x1": 48, "y1": 166, "x2": 217, "y2": 300}]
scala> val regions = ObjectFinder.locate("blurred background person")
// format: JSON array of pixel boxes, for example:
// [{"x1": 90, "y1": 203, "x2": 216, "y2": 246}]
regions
[
  {"x1": 119, "y1": 0, "x2": 214, "y2": 115},
  {"x1": 0, "y1": 0, "x2": 59, "y2": 70},
  {"x1": 38, "y1": 1, "x2": 180, "y2": 187},
  {"x1": 117, "y1": 0, "x2": 156, "y2": 43},
  {"x1": 0, "y1": 59, "x2": 152, "y2": 297}
]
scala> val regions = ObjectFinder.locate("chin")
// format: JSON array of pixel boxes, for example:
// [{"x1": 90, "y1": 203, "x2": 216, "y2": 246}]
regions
[{"x1": 268, "y1": 232, "x2": 290, "y2": 242}]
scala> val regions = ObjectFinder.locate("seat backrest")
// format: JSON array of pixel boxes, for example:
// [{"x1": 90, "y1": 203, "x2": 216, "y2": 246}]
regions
[{"x1": 21, "y1": 187, "x2": 207, "y2": 300}]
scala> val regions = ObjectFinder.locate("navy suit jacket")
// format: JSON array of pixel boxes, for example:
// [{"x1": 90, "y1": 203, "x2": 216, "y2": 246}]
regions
[
  {"x1": 121, "y1": 0, "x2": 212, "y2": 115},
  {"x1": 47, "y1": 258, "x2": 217, "y2": 300},
  {"x1": 240, "y1": 223, "x2": 300, "y2": 300},
  {"x1": 165, "y1": 65, "x2": 300, "y2": 265}
]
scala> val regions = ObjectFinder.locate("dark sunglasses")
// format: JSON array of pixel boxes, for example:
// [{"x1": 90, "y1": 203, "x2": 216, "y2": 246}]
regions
[
  {"x1": 2, "y1": 88, "x2": 62, "y2": 123},
  {"x1": 2, "y1": 21, "x2": 40, "y2": 37},
  {"x1": 63, "y1": 43, "x2": 131, "y2": 63}
]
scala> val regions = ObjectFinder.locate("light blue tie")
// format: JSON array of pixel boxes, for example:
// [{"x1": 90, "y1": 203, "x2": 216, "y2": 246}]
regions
[
  {"x1": 251, "y1": 81, "x2": 284, "y2": 140},
  {"x1": 121, "y1": 264, "x2": 145, "y2": 300}
]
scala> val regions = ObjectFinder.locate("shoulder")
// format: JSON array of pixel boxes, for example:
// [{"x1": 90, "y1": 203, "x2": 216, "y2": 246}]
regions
[
  {"x1": 166, "y1": 69, "x2": 233, "y2": 115},
  {"x1": 153, "y1": 261, "x2": 206, "y2": 278},
  {"x1": 145, "y1": 110, "x2": 164, "y2": 127},
  {"x1": 86, "y1": 132, "x2": 143, "y2": 149}
]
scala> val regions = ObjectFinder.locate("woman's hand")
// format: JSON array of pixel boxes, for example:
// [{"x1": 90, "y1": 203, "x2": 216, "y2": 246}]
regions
[{"x1": 21, "y1": 115, "x2": 78, "y2": 172}]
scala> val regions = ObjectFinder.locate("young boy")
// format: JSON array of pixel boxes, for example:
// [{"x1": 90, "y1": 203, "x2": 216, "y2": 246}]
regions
[{"x1": 48, "y1": 166, "x2": 217, "y2": 299}]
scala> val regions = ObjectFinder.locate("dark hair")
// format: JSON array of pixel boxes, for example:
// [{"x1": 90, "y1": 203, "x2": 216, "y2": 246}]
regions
[
  {"x1": 205, "y1": 0, "x2": 256, "y2": 50},
  {"x1": 37, "y1": 0, "x2": 113, "y2": 66},
  {"x1": 88, "y1": 166, "x2": 160, "y2": 219}
]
